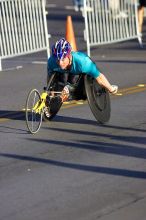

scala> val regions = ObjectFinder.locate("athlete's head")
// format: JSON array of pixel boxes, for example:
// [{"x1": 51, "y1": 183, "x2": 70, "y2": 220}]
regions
[{"x1": 52, "y1": 38, "x2": 72, "y2": 61}]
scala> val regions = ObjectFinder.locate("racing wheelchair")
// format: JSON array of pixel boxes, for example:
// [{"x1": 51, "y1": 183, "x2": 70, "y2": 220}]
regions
[{"x1": 25, "y1": 72, "x2": 111, "y2": 134}]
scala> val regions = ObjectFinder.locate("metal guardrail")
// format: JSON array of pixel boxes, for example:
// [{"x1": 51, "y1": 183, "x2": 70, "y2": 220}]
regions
[
  {"x1": 83, "y1": 0, "x2": 141, "y2": 56},
  {"x1": 0, "y1": 0, "x2": 50, "y2": 70}
]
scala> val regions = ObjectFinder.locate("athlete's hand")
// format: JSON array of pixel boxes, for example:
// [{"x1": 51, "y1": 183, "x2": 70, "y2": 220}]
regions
[
  {"x1": 61, "y1": 86, "x2": 70, "y2": 102},
  {"x1": 110, "y1": 85, "x2": 118, "y2": 94}
]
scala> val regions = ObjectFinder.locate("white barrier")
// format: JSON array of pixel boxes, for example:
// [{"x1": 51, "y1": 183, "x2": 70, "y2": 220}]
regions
[
  {"x1": 83, "y1": 0, "x2": 141, "y2": 56},
  {"x1": 0, "y1": 0, "x2": 50, "y2": 70}
]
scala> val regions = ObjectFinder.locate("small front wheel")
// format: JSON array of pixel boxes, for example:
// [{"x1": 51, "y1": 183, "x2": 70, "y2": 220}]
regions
[{"x1": 25, "y1": 89, "x2": 43, "y2": 134}]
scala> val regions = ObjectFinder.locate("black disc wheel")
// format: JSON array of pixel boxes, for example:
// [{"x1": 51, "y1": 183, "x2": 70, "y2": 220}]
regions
[
  {"x1": 43, "y1": 73, "x2": 63, "y2": 122},
  {"x1": 84, "y1": 75, "x2": 111, "y2": 123},
  {"x1": 25, "y1": 89, "x2": 43, "y2": 134},
  {"x1": 43, "y1": 96, "x2": 62, "y2": 121}
]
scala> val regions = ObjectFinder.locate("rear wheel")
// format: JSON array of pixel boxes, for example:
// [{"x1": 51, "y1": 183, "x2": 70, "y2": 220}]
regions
[
  {"x1": 25, "y1": 89, "x2": 43, "y2": 134},
  {"x1": 84, "y1": 75, "x2": 111, "y2": 123}
]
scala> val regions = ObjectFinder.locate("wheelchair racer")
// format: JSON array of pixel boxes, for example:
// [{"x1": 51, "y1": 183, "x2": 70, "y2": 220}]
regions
[{"x1": 45, "y1": 38, "x2": 118, "y2": 116}]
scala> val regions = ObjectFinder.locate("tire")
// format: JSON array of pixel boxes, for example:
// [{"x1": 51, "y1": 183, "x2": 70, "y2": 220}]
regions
[
  {"x1": 43, "y1": 109, "x2": 56, "y2": 121},
  {"x1": 43, "y1": 73, "x2": 63, "y2": 121},
  {"x1": 43, "y1": 96, "x2": 62, "y2": 121},
  {"x1": 25, "y1": 89, "x2": 43, "y2": 134},
  {"x1": 84, "y1": 75, "x2": 111, "y2": 124}
]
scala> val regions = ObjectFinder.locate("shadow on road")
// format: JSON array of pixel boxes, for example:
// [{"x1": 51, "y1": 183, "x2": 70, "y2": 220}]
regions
[
  {"x1": 0, "y1": 152, "x2": 146, "y2": 179},
  {"x1": 46, "y1": 115, "x2": 146, "y2": 132},
  {"x1": 46, "y1": 127, "x2": 146, "y2": 144},
  {"x1": 0, "y1": 110, "x2": 25, "y2": 121},
  {"x1": 26, "y1": 136, "x2": 146, "y2": 160},
  {"x1": 0, "y1": 111, "x2": 145, "y2": 133}
]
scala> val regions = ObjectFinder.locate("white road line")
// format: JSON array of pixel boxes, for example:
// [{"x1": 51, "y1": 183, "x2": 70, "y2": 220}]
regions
[
  {"x1": 2, "y1": 66, "x2": 23, "y2": 71},
  {"x1": 46, "y1": 4, "x2": 56, "y2": 8},
  {"x1": 65, "y1": 5, "x2": 75, "y2": 10},
  {"x1": 32, "y1": 61, "x2": 47, "y2": 64},
  {"x1": 46, "y1": 4, "x2": 75, "y2": 10}
]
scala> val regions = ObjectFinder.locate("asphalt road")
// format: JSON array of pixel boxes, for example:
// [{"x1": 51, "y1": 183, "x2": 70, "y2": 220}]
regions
[{"x1": 0, "y1": 1, "x2": 146, "y2": 220}]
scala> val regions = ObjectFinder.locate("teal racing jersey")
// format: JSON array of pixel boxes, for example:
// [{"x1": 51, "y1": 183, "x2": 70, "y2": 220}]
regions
[{"x1": 47, "y1": 51, "x2": 100, "y2": 78}]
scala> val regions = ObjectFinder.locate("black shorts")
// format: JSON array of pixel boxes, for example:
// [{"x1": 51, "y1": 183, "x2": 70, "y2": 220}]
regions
[{"x1": 139, "y1": 0, "x2": 146, "y2": 7}]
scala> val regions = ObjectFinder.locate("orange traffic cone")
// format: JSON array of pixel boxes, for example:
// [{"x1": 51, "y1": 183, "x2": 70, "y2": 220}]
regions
[{"x1": 65, "y1": 16, "x2": 77, "y2": 51}]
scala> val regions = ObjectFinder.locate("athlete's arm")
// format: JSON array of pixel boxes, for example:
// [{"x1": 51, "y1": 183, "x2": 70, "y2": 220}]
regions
[
  {"x1": 96, "y1": 73, "x2": 114, "y2": 93},
  {"x1": 81, "y1": 56, "x2": 117, "y2": 94}
]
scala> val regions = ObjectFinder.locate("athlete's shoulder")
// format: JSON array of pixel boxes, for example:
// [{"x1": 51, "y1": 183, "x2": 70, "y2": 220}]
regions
[
  {"x1": 48, "y1": 55, "x2": 56, "y2": 64},
  {"x1": 47, "y1": 55, "x2": 58, "y2": 69},
  {"x1": 71, "y1": 51, "x2": 88, "y2": 59},
  {"x1": 71, "y1": 51, "x2": 90, "y2": 66}
]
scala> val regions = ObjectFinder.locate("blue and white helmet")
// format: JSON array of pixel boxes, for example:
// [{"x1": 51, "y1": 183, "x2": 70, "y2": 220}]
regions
[{"x1": 52, "y1": 38, "x2": 72, "y2": 60}]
